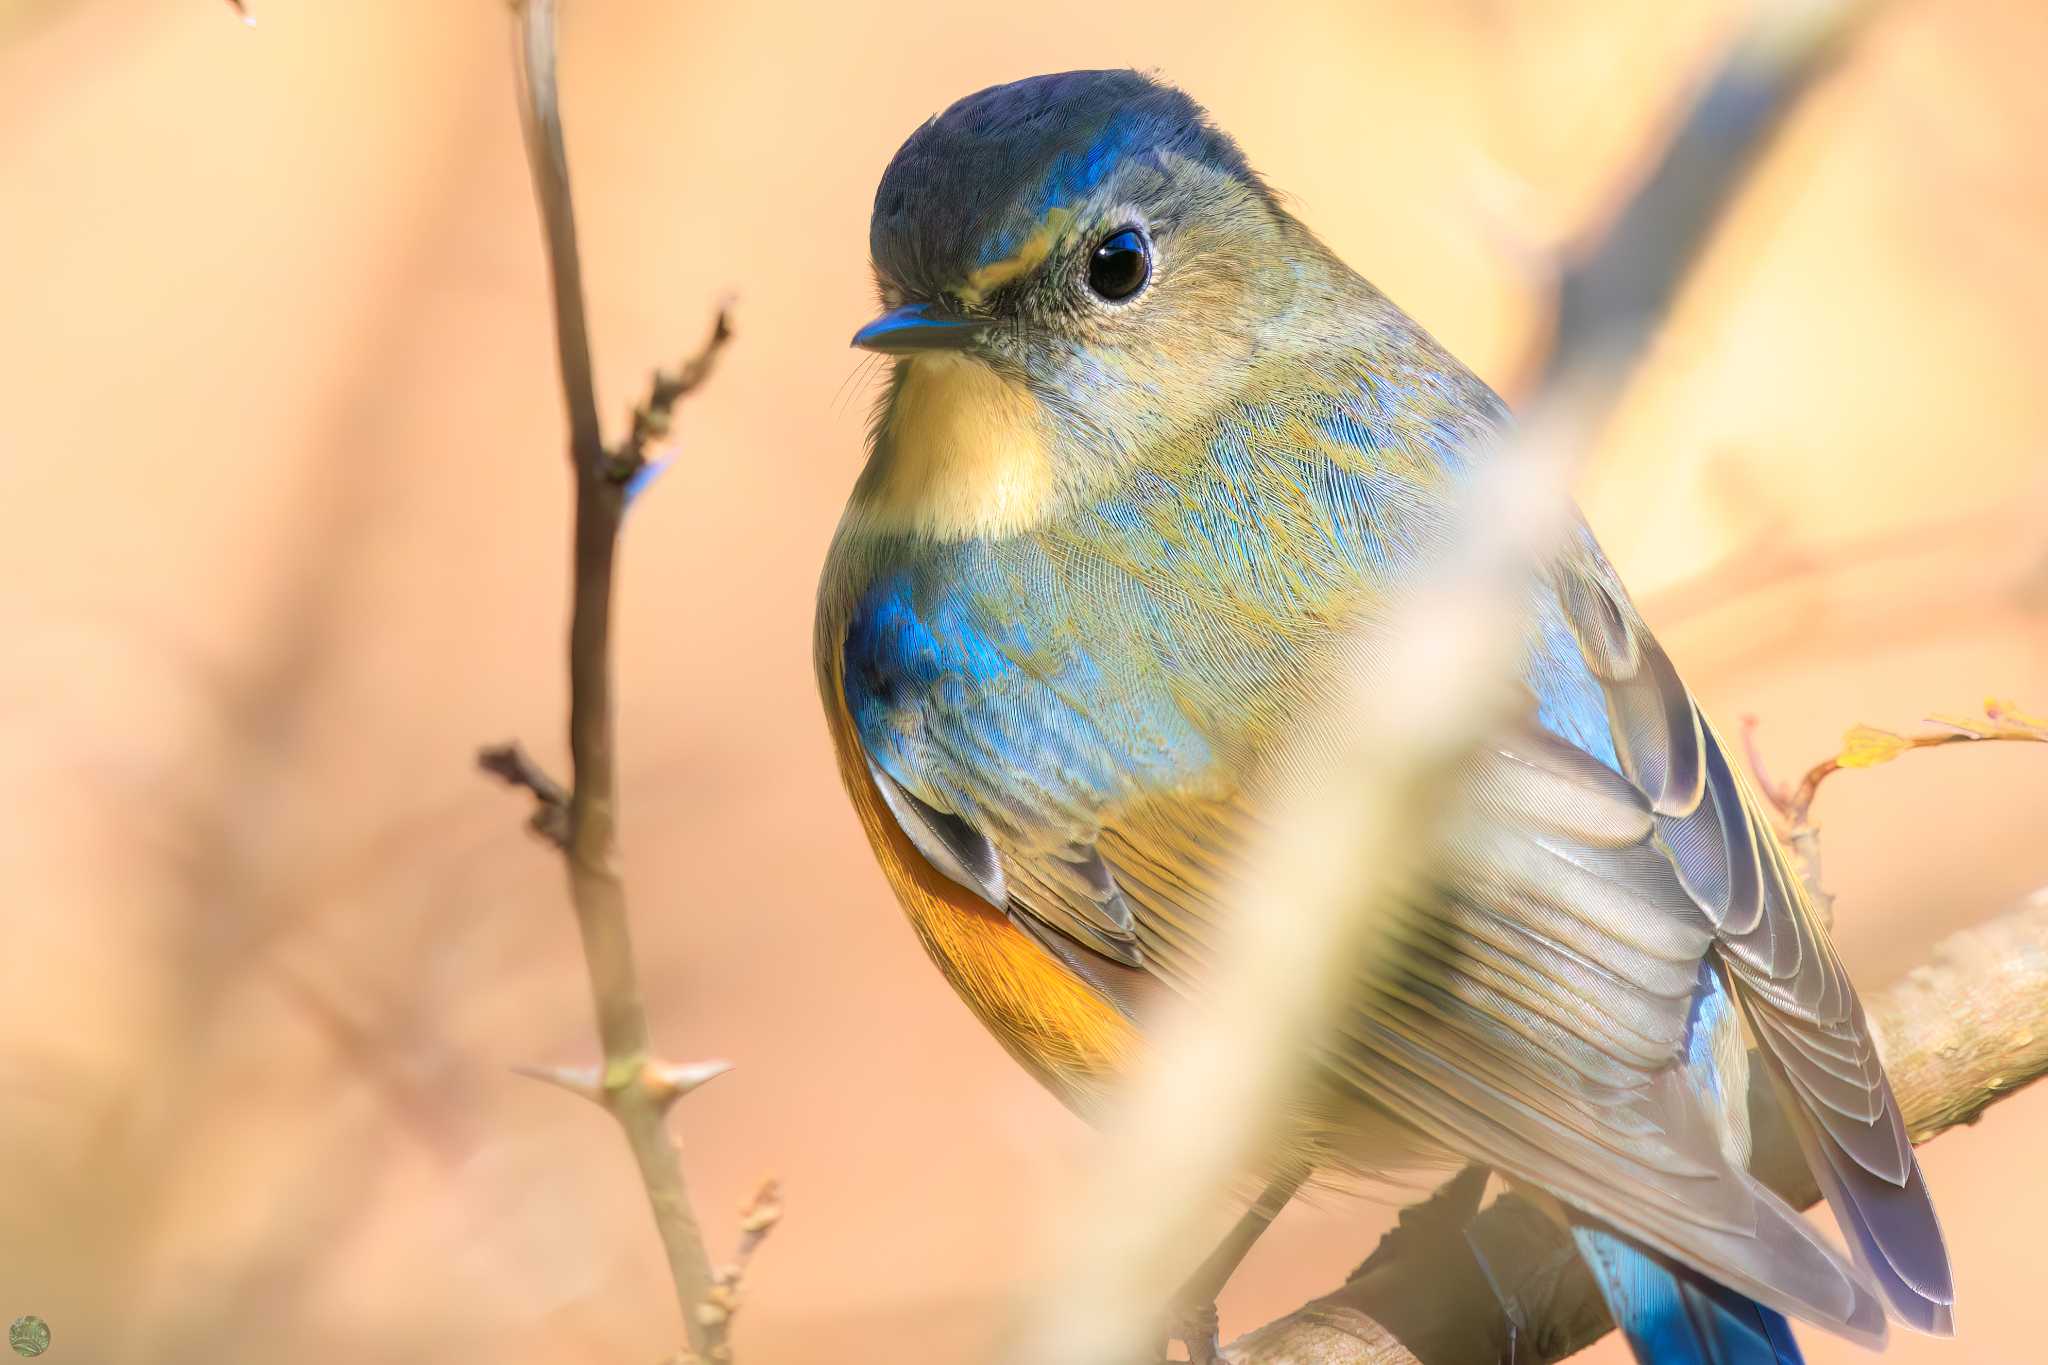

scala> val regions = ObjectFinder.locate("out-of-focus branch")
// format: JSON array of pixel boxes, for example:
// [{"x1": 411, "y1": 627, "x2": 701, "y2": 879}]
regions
[
  {"x1": 478, "y1": 2, "x2": 743, "y2": 1358},
  {"x1": 1013, "y1": 4, "x2": 1882, "y2": 1363},
  {"x1": 1227, "y1": 889, "x2": 2048, "y2": 1364},
  {"x1": 1539, "y1": 0, "x2": 1879, "y2": 388},
  {"x1": 1012, "y1": 399, "x2": 1585, "y2": 1365}
]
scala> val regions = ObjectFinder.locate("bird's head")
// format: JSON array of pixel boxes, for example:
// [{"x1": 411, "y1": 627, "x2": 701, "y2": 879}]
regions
[{"x1": 849, "y1": 70, "x2": 1324, "y2": 540}]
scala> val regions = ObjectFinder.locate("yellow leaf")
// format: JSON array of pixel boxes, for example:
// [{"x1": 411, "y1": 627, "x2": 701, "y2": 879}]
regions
[{"x1": 1837, "y1": 724, "x2": 1912, "y2": 769}]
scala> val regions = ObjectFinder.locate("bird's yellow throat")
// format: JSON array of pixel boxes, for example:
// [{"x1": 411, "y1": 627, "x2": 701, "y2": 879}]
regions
[{"x1": 854, "y1": 353, "x2": 1057, "y2": 541}]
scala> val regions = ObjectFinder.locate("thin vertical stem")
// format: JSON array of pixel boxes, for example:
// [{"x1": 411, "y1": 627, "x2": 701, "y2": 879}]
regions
[{"x1": 506, "y1": 0, "x2": 718, "y2": 1352}]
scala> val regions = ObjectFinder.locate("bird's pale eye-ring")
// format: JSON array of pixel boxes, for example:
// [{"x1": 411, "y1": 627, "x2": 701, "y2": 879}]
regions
[{"x1": 1087, "y1": 227, "x2": 1151, "y2": 302}]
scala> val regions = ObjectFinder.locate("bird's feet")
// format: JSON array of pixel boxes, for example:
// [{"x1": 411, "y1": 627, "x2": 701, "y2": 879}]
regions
[
  {"x1": 1163, "y1": 1298, "x2": 1224, "y2": 1365},
  {"x1": 1465, "y1": 1222, "x2": 1529, "y2": 1363}
]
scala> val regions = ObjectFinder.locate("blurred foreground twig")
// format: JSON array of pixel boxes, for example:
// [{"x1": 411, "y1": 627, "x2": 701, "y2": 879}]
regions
[
  {"x1": 476, "y1": 2, "x2": 745, "y2": 1359},
  {"x1": 1014, "y1": 393, "x2": 1584, "y2": 1365}
]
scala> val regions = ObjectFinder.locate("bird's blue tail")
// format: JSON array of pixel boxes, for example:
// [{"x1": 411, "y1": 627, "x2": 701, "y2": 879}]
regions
[{"x1": 1573, "y1": 1223, "x2": 1805, "y2": 1365}]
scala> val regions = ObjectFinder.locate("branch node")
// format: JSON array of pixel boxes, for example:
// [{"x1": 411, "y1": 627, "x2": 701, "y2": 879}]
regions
[
  {"x1": 736, "y1": 1178, "x2": 784, "y2": 1241},
  {"x1": 478, "y1": 740, "x2": 572, "y2": 848},
  {"x1": 617, "y1": 302, "x2": 737, "y2": 480},
  {"x1": 682, "y1": 1178, "x2": 783, "y2": 1360}
]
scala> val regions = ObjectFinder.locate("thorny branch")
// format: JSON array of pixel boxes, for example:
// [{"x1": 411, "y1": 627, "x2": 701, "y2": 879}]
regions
[{"x1": 477, "y1": 1, "x2": 753, "y2": 1358}]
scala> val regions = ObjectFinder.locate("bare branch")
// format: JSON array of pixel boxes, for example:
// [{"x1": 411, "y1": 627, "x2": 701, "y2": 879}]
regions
[
  {"x1": 620, "y1": 305, "x2": 736, "y2": 478},
  {"x1": 485, "y1": 1, "x2": 742, "y2": 1355},
  {"x1": 1756, "y1": 700, "x2": 2048, "y2": 829},
  {"x1": 1540, "y1": 0, "x2": 1879, "y2": 389},
  {"x1": 676, "y1": 1180, "x2": 787, "y2": 1364},
  {"x1": 511, "y1": 0, "x2": 603, "y2": 468},
  {"x1": 477, "y1": 740, "x2": 571, "y2": 847},
  {"x1": 1742, "y1": 701, "x2": 2046, "y2": 918}
]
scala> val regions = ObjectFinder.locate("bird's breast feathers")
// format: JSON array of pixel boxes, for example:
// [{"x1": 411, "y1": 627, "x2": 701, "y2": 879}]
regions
[
  {"x1": 849, "y1": 354, "x2": 1059, "y2": 541},
  {"x1": 817, "y1": 376, "x2": 1469, "y2": 1099}
]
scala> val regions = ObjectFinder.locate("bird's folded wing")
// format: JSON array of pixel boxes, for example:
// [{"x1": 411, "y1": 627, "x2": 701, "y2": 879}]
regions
[
  {"x1": 839, "y1": 519, "x2": 1947, "y2": 1338},
  {"x1": 1558, "y1": 547, "x2": 1952, "y2": 1333},
  {"x1": 1095, "y1": 721, "x2": 1886, "y2": 1344}
]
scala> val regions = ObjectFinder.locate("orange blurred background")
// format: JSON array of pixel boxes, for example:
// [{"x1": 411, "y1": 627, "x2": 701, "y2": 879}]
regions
[{"x1": 2, "y1": 1, "x2": 2045, "y2": 1361}]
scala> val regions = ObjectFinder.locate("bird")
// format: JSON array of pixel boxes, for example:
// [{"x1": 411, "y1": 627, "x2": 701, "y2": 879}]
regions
[{"x1": 813, "y1": 69, "x2": 1952, "y2": 1364}]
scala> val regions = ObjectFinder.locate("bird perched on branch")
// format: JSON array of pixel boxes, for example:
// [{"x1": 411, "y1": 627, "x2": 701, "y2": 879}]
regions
[{"x1": 814, "y1": 69, "x2": 1952, "y2": 1364}]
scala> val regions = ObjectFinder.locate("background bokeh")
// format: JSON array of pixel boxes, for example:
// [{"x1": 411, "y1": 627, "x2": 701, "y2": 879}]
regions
[{"x1": 3, "y1": 1, "x2": 2045, "y2": 1361}]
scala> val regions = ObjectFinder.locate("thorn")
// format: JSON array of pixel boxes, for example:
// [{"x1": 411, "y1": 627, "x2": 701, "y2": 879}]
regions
[
  {"x1": 644, "y1": 1058, "x2": 734, "y2": 1109},
  {"x1": 514, "y1": 1062, "x2": 606, "y2": 1105}
]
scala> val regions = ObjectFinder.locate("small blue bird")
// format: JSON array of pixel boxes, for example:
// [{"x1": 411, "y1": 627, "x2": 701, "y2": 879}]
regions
[{"x1": 815, "y1": 70, "x2": 1953, "y2": 1363}]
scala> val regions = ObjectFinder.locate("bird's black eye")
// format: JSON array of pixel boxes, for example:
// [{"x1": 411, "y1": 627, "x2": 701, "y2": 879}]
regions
[{"x1": 1087, "y1": 228, "x2": 1150, "y2": 302}]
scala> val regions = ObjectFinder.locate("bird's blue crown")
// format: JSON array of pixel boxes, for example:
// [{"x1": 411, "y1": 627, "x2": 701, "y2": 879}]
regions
[{"x1": 869, "y1": 70, "x2": 1268, "y2": 301}]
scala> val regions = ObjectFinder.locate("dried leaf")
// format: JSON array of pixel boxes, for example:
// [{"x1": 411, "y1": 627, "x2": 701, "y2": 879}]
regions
[
  {"x1": 1986, "y1": 698, "x2": 2048, "y2": 738},
  {"x1": 1837, "y1": 724, "x2": 1913, "y2": 769},
  {"x1": 1931, "y1": 699, "x2": 2048, "y2": 742}
]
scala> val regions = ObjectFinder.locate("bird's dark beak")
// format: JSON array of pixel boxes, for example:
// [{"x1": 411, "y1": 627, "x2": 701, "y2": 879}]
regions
[{"x1": 850, "y1": 301, "x2": 987, "y2": 355}]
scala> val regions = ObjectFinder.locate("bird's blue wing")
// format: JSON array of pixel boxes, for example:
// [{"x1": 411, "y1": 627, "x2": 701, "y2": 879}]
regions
[
  {"x1": 1569, "y1": 960, "x2": 1808, "y2": 1365},
  {"x1": 1574, "y1": 1218, "x2": 1806, "y2": 1365},
  {"x1": 1549, "y1": 540, "x2": 1954, "y2": 1336},
  {"x1": 842, "y1": 543, "x2": 1217, "y2": 977}
]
